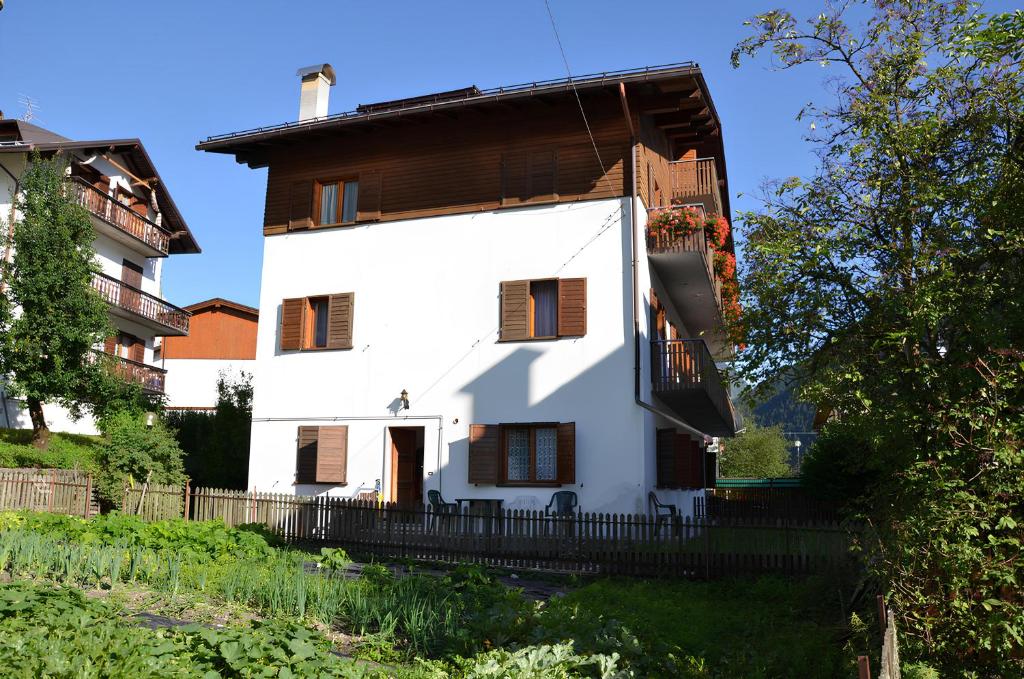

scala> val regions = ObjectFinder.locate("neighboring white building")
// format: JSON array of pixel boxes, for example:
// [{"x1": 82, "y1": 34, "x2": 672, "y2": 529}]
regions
[
  {"x1": 0, "y1": 117, "x2": 200, "y2": 433},
  {"x1": 157, "y1": 298, "x2": 258, "y2": 410},
  {"x1": 198, "y1": 63, "x2": 739, "y2": 515}
]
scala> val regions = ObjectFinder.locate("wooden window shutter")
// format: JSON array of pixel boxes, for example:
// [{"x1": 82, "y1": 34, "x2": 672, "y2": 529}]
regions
[
  {"x1": 356, "y1": 170, "x2": 382, "y2": 222},
  {"x1": 468, "y1": 424, "x2": 500, "y2": 484},
  {"x1": 280, "y1": 298, "x2": 305, "y2": 351},
  {"x1": 685, "y1": 438, "x2": 704, "y2": 489},
  {"x1": 326, "y1": 292, "x2": 354, "y2": 350},
  {"x1": 103, "y1": 336, "x2": 116, "y2": 355},
  {"x1": 121, "y1": 259, "x2": 143, "y2": 289},
  {"x1": 295, "y1": 426, "x2": 319, "y2": 483},
  {"x1": 500, "y1": 152, "x2": 527, "y2": 206},
  {"x1": 129, "y1": 337, "x2": 145, "y2": 364},
  {"x1": 656, "y1": 428, "x2": 678, "y2": 488},
  {"x1": 527, "y1": 149, "x2": 557, "y2": 201},
  {"x1": 315, "y1": 426, "x2": 348, "y2": 484},
  {"x1": 499, "y1": 280, "x2": 530, "y2": 341},
  {"x1": 557, "y1": 278, "x2": 587, "y2": 337},
  {"x1": 557, "y1": 422, "x2": 575, "y2": 484},
  {"x1": 288, "y1": 181, "x2": 314, "y2": 231}
]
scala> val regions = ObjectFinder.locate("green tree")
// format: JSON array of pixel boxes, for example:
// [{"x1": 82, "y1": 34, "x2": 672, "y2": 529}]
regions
[
  {"x1": 732, "y1": 2, "x2": 1024, "y2": 673},
  {"x1": 166, "y1": 371, "x2": 252, "y2": 489},
  {"x1": 719, "y1": 424, "x2": 793, "y2": 478},
  {"x1": 0, "y1": 155, "x2": 112, "y2": 448}
]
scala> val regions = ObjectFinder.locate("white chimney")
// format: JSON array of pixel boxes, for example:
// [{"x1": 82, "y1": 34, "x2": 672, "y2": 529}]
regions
[{"x1": 297, "y1": 64, "x2": 336, "y2": 121}]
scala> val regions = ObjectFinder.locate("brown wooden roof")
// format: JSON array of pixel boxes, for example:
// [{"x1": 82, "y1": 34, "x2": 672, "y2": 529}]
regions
[{"x1": 184, "y1": 297, "x2": 259, "y2": 318}]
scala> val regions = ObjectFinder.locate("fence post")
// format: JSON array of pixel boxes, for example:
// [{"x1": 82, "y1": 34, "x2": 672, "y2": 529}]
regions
[
  {"x1": 703, "y1": 513, "x2": 711, "y2": 580},
  {"x1": 857, "y1": 655, "x2": 871, "y2": 679},
  {"x1": 47, "y1": 468, "x2": 55, "y2": 513},
  {"x1": 84, "y1": 473, "x2": 92, "y2": 519},
  {"x1": 183, "y1": 479, "x2": 191, "y2": 521}
]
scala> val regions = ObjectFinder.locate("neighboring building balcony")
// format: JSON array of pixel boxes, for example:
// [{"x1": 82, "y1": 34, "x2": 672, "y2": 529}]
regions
[
  {"x1": 92, "y1": 272, "x2": 190, "y2": 336},
  {"x1": 651, "y1": 339, "x2": 739, "y2": 437},
  {"x1": 646, "y1": 215, "x2": 725, "y2": 354},
  {"x1": 92, "y1": 351, "x2": 166, "y2": 395},
  {"x1": 69, "y1": 178, "x2": 171, "y2": 258},
  {"x1": 669, "y1": 157, "x2": 723, "y2": 217}
]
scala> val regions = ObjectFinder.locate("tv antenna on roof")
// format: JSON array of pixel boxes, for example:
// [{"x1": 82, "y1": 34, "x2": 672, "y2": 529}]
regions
[{"x1": 17, "y1": 94, "x2": 39, "y2": 122}]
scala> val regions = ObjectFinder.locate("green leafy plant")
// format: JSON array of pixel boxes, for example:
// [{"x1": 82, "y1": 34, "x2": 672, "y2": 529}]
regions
[
  {"x1": 731, "y1": 2, "x2": 1024, "y2": 673},
  {"x1": 95, "y1": 411, "x2": 185, "y2": 508}
]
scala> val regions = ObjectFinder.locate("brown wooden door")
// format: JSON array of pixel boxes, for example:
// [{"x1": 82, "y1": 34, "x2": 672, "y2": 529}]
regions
[
  {"x1": 121, "y1": 259, "x2": 144, "y2": 313},
  {"x1": 389, "y1": 428, "x2": 423, "y2": 507}
]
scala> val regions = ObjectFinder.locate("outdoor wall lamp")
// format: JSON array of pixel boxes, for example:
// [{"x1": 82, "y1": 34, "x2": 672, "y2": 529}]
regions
[
  {"x1": 144, "y1": 412, "x2": 157, "y2": 428},
  {"x1": 400, "y1": 389, "x2": 410, "y2": 410}
]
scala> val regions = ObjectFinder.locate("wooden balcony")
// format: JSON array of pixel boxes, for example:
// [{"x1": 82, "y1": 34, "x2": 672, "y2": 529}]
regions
[
  {"x1": 651, "y1": 339, "x2": 739, "y2": 437},
  {"x1": 669, "y1": 158, "x2": 723, "y2": 217},
  {"x1": 91, "y1": 272, "x2": 190, "y2": 336},
  {"x1": 92, "y1": 351, "x2": 166, "y2": 394},
  {"x1": 646, "y1": 215, "x2": 727, "y2": 355},
  {"x1": 69, "y1": 178, "x2": 171, "y2": 258}
]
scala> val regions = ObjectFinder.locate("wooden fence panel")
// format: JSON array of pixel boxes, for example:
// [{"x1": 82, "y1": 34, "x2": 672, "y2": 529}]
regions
[
  {"x1": 0, "y1": 468, "x2": 94, "y2": 517},
  {"x1": 110, "y1": 483, "x2": 854, "y2": 580}
]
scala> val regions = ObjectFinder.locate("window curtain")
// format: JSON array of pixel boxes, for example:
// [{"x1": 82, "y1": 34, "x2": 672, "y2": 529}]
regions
[
  {"x1": 532, "y1": 282, "x2": 557, "y2": 337},
  {"x1": 507, "y1": 428, "x2": 530, "y2": 481},
  {"x1": 342, "y1": 181, "x2": 359, "y2": 222},
  {"x1": 319, "y1": 183, "x2": 338, "y2": 224}
]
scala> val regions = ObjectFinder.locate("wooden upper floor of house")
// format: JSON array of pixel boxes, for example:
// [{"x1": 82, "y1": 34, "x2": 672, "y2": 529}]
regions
[
  {"x1": 158, "y1": 298, "x2": 259, "y2": 360},
  {"x1": 197, "y1": 63, "x2": 732, "y2": 243}
]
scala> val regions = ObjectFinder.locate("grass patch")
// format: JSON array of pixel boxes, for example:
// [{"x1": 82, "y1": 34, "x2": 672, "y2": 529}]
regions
[
  {"x1": 536, "y1": 576, "x2": 855, "y2": 678},
  {"x1": 0, "y1": 428, "x2": 102, "y2": 472}
]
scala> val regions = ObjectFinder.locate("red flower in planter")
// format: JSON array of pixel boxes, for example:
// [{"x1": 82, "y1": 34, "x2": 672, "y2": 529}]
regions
[
  {"x1": 705, "y1": 215, "x2": 730, "y2": 250},
  {"x1": 646, "y1": 205, "x2": 703, "y2": 239},
  {"x1": 713, "y1": 250, "x2": 737, "y2": 281}
]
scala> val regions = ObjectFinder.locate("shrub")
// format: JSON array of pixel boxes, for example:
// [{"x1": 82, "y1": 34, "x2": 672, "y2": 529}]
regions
[
  {"x1": 718, "y1": 423, "x2": 792, "y2": 478},
  {"x1": 95, "y1": 411, "x2": 185, "y2": 508},
  {"x1": 799, "y1": 420, "x2": 890, "y2": 511}
]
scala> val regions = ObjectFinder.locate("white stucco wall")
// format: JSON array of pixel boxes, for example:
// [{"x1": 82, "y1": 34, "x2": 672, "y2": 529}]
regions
[
  {"x1": 161, "y1": 359, "x2": 255, "y2": 409},
  {"x1": 249, "y1": 198, "x2": 661, "y2": 514}
]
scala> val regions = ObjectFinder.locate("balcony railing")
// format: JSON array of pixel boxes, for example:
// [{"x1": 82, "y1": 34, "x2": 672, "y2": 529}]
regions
[
  {"x1": 669, "y1": 158, "x2": 722, "y2": 217},
  {"x1": 646, "y1": 216, "x2": 723, "y2": 310},
  {"x1": 91, "y1": 272, "x2": 190, "y2": 335},
  {"x1": 651, "y1": 339, "x2": 738, "y2": 434},
  {"x1": 92, "y1": 351, "x2": 166, "y2": 394},
  {"x1": 69, "y1": 177, "x2": 171, "y2": 255}
]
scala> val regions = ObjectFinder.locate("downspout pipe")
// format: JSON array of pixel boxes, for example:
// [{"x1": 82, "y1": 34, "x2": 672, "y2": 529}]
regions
[{"x1": 618, "y1": 83, "x2": 712, "y2": 445}]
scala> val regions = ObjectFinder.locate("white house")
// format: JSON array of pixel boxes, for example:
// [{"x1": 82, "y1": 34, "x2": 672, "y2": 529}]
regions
[
  {"x1": 0, "y1": 117, "x2": 200, "y2": 433},
  {"x1": 157, "y1": 298, "x2": 258, "y2": 410},
  {"x1": 198, "y1": 63, "x2": 739, "y2": 515}
]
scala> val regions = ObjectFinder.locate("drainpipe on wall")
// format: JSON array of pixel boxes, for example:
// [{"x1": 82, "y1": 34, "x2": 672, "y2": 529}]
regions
[{"x1": 618, "y1": 83, "x2": 711, "y2": 480}]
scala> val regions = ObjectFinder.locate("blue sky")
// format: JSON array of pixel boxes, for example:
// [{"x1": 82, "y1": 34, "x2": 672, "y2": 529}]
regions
[{"x1": 1, "y1": 1, "x2": 1009, "y2": 308}]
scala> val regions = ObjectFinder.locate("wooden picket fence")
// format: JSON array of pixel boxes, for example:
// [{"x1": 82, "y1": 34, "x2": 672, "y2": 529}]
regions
[
  {"x1": 0, "y1": 468, "x2": 96, "y2": 517},
  {"x1": 859, "y1": 597, "x2": 901, "y2": 679},
  {"x1": 696, "y1": 485, "x2": 839, "y2": 522},
  {"x1": 122, "y1": 483, "x2": 854, "y2": 578}
]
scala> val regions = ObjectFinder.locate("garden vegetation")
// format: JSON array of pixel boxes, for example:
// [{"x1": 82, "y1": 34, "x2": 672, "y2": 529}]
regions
[{"x1": 731, "y1": 1, "x2": 1024, "y2": 675}]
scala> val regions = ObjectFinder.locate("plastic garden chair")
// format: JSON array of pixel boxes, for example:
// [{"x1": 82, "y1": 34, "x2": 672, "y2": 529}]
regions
[
  {"x1": 427, "y1": 490, "x2": 458, "y2": 532},
  {"x1": 649, "y1": 491, "x2": 679, "y2": 537},
  {"x1": 545, "y1": 490, "x2": 579, "y2": 517}
]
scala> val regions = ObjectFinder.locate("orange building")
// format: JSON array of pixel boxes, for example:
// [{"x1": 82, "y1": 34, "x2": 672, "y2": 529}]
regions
[{"x1": 158, "y1": 298, "x2": 258, "y2": 409}]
